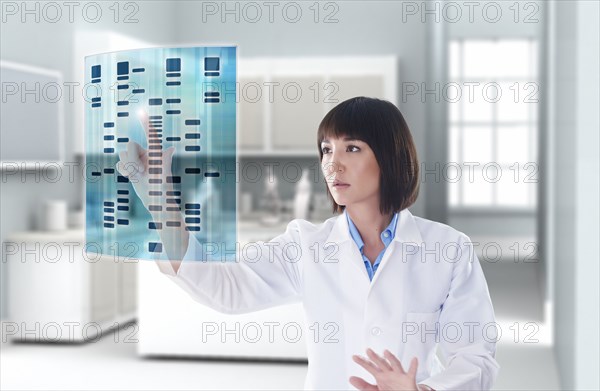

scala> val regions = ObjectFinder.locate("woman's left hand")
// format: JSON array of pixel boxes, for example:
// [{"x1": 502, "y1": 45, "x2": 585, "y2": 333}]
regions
[{"x1": 350, "y1": 348, "x2": 419, "y2": 391}]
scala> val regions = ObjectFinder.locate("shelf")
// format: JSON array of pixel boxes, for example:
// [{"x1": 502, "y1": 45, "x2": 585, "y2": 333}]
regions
[{"x1": 238, "y1": 149, "x2": 319, "y2": 158}]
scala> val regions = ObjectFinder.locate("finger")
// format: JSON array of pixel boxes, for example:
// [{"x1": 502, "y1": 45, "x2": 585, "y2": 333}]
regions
[
  {"x1": 118, "y1": 150, "x2": 128, "y2": 164},
  {"x1": 126, "y1": 141, "x2": 145, "y2": 173},
  {"x1": 126, "y1": 140, "x2": 145, "y2": 162},
  {"x1": 116, "y1": 151, "x2": 128, "y2": 177},
  {"x1": 117, "y1": 150, "x2": 129, "y2": 173},
  {"x1": 407, "y1": 357, "x2": 418, "y2": 378},
  {"x1": 348, "y1": 376, "x2": 378, "y2": 391},
  {"x1": 117, "y1": 159, "x2": 142, "y2": 179},
  {"x1": 162, "y1": 146, "x2": 176, "y2": 171},
  {"x1": 352, "y1": 355, "x2": 380, "y2": 376},
  {"x1": 384, "y1": 349, "x2": 404, "y2": 373},
  {"x1": 118, "y1": 141, "x2": 144, "y2": 178},
  {"x1": 136, "y1": 109, "x2": 150, "y2": 144},
  {"x1": 117, "y1": 151, "x2": 135, "y2": 177},
  {"x1": 366, "y1": 348, "x2": 392, "y2": 371}
]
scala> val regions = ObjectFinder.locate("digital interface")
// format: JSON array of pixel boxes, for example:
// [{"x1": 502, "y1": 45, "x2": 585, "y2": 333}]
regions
[{"x1": 85, "y1": 46, "x2": 237, "y2": 262}]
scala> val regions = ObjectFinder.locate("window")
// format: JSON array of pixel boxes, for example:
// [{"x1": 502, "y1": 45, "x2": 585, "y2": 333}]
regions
[{"x1": 448, "y1": 39, "x2": 538, "y2": 209}]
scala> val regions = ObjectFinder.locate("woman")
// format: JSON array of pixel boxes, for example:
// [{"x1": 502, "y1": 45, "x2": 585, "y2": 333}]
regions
[{"x1": 118, "y1": 97, "x2": 499, "y2": 390}]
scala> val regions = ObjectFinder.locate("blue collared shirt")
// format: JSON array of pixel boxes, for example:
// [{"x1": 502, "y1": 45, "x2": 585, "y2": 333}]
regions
[{"x1": 346, "y1": 211, "x2": 399, "y2": 281}]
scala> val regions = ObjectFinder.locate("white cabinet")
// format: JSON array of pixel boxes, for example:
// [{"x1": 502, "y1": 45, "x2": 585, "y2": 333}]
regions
[
  {"x1": 5, "y1": 230, "x2": 137, "y2": 342},
  {"x1": 138, "y1": 263, "x2": 307, "y2": 360},
  {"x1": 137, "y1": 222, "x2": 309, "y2": 359},
  {"x1": 238, "y1": 56, "x2": 398, "y2": 155},
  {"x1": 72, "y1": 32, "x2": 151, "y2": 155}
]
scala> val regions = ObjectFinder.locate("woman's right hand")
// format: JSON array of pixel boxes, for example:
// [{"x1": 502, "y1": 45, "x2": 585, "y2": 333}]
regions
[
  {"x1": 116, "y1": 111, "x2": 176, "y2": 215},
  {"x1": 116, "y1": 111, "x2": 189, "y2": 264}
]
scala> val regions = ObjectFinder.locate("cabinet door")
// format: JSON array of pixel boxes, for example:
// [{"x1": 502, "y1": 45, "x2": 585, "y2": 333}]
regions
[
  {"x1": 119, "y1": 261, "x2": 138, "y2": 315},
  {"x1": 239, "y1": 76, "x2": 265, "y2": 149},
  {"x1": 325, "y1": 75, "x2": 386, "y2": 112},
  {"x1": 7, "y1": 242, "x2": 85, "y2": 323},
  {"x1": 271, "y1": 76, "x2": 325, "y2": 150},
  {"x1": 90, "y1": 255, "x2": 118, "y2": 323}
]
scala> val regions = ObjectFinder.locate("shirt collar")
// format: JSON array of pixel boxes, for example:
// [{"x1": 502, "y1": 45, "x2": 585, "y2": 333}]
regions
[
  {"x1": 325, "y1": 208, "x2": 424, "y2": 247},
  {"x1": 346, "y1": 211, "x2": 399, "y2": 253}
]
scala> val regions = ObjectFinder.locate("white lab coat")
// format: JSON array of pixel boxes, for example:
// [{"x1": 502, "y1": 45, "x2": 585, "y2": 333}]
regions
[{"x1": 158, "y1": 208, "x2": 500, "y2": 390}]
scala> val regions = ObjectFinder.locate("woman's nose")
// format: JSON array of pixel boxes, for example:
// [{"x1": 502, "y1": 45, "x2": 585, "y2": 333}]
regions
[{"x1": 323, "y1": 153, "x2": 344, "y2": 174}]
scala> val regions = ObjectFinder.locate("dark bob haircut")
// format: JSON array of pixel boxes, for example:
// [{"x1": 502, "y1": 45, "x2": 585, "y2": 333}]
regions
[{"x1": 317, "y1": 96, "x2": 420, "y2": 215}]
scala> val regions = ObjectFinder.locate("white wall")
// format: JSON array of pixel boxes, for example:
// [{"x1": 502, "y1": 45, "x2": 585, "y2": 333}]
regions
[
  {"x1": 550, "y1": 1, "x2": 600, "y2": 389},
  {"x1": 573, "y1": 1, "x2": 600, "y2": 386}
]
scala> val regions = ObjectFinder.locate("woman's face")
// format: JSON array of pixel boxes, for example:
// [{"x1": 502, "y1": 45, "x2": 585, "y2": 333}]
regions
[{"x1": 320, "y1": 135, "x2": 381, "y2": 208}]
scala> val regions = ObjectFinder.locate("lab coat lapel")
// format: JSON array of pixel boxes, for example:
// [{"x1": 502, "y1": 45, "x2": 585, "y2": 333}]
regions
[
  {"x1": 325, "y1": 210, "x2": 370, "y2": 281},
  {"x1": 368, "y1": 208, "x2": 425, "y2": 289}
]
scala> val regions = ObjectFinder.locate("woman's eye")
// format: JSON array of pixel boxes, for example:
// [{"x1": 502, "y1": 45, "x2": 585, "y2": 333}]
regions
[{"x1": 321, "y1": 145, "x2": 360, "y2": 154}]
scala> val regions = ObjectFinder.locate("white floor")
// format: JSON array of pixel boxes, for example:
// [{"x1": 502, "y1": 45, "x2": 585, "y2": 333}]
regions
[{"x1": 1, "y1": 262, "x2": 561, "y2": 390}]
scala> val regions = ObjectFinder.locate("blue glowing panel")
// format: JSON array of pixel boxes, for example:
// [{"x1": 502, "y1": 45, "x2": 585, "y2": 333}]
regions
[
  {"x1": 91, "y1": 65, "x2": 101, "y2": 78},
  {"x1": 205, "y1": 57, "x2": 219, "y2": 71},
  {"x1": 204, "y1": 57, "x2": 220, "y2": 77},
  {"x1": 117, "y1": 61, "x2": 129, "y2": 75},
  {"x1": 166, "y1": 58, "x2": 181, "y2": 72},
  {"x1": 85, "y1": 46, "x2": 237, "y2": 262}
]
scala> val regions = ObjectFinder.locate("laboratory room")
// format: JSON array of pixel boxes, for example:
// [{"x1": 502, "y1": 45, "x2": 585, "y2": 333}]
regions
[{"x1": 1, "y1": 1, "x2": 598, "y2": 390}]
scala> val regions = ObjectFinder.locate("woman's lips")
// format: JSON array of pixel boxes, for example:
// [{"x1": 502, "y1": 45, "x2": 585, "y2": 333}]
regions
[{"x1": 333, "y1": 183, "x2": 350, "y2": 189}]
